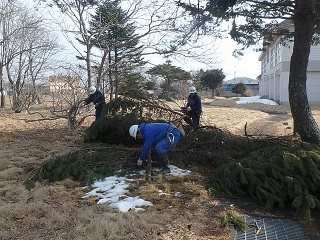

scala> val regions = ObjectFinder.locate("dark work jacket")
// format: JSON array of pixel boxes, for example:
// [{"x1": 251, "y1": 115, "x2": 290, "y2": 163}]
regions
[
  {"x1": 85, "y1": 90, "x2": 105, "y2": 107},
  {"x1": 186, "y1": 93, "x2": 202, "y2": 115}
]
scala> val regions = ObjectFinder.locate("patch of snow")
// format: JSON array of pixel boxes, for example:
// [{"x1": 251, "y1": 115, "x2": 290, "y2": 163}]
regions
[
  {"x1": 81, "y1": 165, "x2": 191, "y2": 212},
  {"x1": 236, "y1": 96, "x2": 279, "y2": 105}
]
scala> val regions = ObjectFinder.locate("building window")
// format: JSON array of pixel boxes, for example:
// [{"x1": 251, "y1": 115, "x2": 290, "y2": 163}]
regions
[
  {"x1": 270, "y1": 47, "x2": 275, "y2": 68},
  {"x1": 275, "y1": 42, "x2": 282, "y2": 65},
  {"x1": 262, "y1": 58, "x2": 267, "y2": 75}
]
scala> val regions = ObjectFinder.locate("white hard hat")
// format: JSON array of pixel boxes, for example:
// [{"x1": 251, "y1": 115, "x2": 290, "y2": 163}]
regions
[
  {"x1": 89, "y1": 86, "x2": 96, "y2": 94},
  {"x1": 189, "y1": 86, "x2": 196, "y2": 93},
  {"x1": 129, "y1": 125, "x2": 139, "y2": 139}
]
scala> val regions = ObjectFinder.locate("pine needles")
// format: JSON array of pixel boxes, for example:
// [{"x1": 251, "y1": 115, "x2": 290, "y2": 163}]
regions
[
  {"x1": 209, "y1": 141, "x2": 320, "y2": 223},
  {"x1": 26, "y1": 146, "x2": 133, "y2": 189},
  {"x1": 84, "y1": 96, "x2": 184, "y2": 143}
]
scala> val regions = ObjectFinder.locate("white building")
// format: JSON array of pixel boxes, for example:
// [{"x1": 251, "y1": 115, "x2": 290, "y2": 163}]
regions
[{"x1": 258, "y1": 20, "x2": 320, "y2": 105}]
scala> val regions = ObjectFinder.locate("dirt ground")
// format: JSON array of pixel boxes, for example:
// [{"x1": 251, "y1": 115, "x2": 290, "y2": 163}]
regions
[{"x1": 1, "y1": 97, "x2": 320, "y2": 240}]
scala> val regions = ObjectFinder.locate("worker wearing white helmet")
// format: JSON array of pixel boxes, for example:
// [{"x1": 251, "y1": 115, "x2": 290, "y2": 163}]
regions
[
  {"x1": 188, "y1": 86, "x2": 196, "y2": 94},
  {"x1": 89, "y1": 86, "x2": 96, "y2": 94},
  {"x1": 129, "y1": 122, "x2": 182, "y2": 174},
  {"x1": 129, "y1": 125, "x2": 139, "y2": 140},
  {"x1": 184, "y1": 86, "x2": 202, "y2": 128},
  {"x1": 84, "y1": 86, "x2": 106, "y2": 120}
]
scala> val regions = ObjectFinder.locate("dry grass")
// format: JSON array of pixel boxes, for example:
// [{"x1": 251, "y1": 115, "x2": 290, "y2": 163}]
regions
[{"x1": 1, "y1": 97, "x2": 320, "y2": 239}]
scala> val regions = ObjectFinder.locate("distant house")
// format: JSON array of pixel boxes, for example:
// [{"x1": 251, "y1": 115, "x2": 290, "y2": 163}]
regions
[
  {"x1": 49, "y1": 75, "x2": 81, "y2": 95},
  {"x1": 258, "y1": 20, "x2": 320, "y2": 105},
  {"x1": 220, "y1": 77, "x2": 259, "y2": 97}
]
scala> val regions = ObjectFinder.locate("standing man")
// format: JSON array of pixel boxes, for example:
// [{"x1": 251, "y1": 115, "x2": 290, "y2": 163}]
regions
[
  {"x1": 129, "y1": 122, "x2": 182, "y2": 174},
  {"x1": 84, "y1": 86, "x2": 106, "y2": 120},
  {"x1": 185, "y1": 86, "x2": 202, "y2": 128}
]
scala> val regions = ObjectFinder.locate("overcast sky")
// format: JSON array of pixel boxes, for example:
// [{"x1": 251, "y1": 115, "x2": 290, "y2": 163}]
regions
[{"x1": 167, "y1": 38, "x2": 262, "y2": 81}]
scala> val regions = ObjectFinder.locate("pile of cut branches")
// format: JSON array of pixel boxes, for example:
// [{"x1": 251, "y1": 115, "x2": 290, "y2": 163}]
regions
[
  {"x1": 209, "y1": 141, "x2": 320, "y2": 223},
  {"x1": 84, "y1": 96, "x2": 185, "y2": 144}
]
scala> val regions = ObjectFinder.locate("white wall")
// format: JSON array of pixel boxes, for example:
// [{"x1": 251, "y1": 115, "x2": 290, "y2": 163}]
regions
[
  {"x1": 307, "y1": 72, "x2": 320, "y2": 104},
  {"x1": 259, "y1": 39, "x2": 320, "y2": 105}
]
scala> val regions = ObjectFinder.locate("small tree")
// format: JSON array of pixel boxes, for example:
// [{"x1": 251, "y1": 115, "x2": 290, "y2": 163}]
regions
[
  {"x1": 200, "y1": 69, "x2": 225, "y2": 97},
  {"x1": 146, "y1": 60, "x2": 191, "y2": 99},
  {"x1": 232, "y1": 83, "x2": 247, "y2": 97}
]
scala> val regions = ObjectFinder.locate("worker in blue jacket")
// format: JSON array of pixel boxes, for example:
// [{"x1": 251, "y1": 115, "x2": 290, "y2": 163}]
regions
[
  {"x1": 84, "y1": 86, "x2": 106, "y2": 120},
  {"x1": 129, "y1": 122, "x2": 182, "y2": 174}
]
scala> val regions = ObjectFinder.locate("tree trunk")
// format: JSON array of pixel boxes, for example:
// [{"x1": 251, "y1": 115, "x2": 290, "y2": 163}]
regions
[
  {"x1": 96, "y1": 50, "x2": 108, "y2": 90},
  {"x1": 289, "y1": 0, "x2": 320, "y2": 144},
  {"x1": 12, "y1": 90, "x2": 22, "y2": 113},
  {"x1": 86, "y1": 42, "x2": 92, "y2": 89},
  {"x1": 108, "y1": 49, "x2": 114, "y2": 100},
  {"x1": 114, "y1": 47, "x2": 119, "y2": 100},
  {"x1": 0, "y1": 70, "x2": 5, "y2": 108}
]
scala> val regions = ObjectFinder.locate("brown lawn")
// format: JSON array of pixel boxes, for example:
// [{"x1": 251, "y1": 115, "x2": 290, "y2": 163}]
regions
[{"x1": 1, "y1": 97, "x2": 320, "y2": 240}]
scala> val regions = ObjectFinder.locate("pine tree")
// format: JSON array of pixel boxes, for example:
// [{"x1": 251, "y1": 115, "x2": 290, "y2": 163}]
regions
[
  {"x1": 232, "y1": 83, "x2": 247, "y2": 97},
  {"x1": 146, "y1": 60, "x2": 191, "y2": 99},
  {"x1": 90, "y1": 0, "x2": 147, "y2": 99},
  {"x1": 200, "y1": 69, "x2": 225, "y2": 97}
]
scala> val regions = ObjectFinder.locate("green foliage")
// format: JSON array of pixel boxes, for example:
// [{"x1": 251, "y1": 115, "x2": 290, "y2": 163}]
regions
[
  {"x1": 232, "y1": 82, "x2": 247, "y2": 96},
  {"x1": 200, "y1": 69, "x2": 225, "y2": 94},
  {"x1": 146, "y1": 60, "x2": 191, "y2": 99},
  {"x1": 84, "y1": 97, "x2": 139, "y2": 143},
  {"x1": 118, "y1": 72, "x2": 146, "y2": 97},
  {"x1": 145, "y1": 80, "x2": 156, "y2": 90},
  {"x1": 221, "y1": 211, "x2": 248, "y2": 231},
  {"x1": 179, "y1": 0, "x2": 296, "y2": 50},
  {"x1": 209, "y1": 141, "x2": 320, "y2": 223},
  {"x1": 126, "y1": 185, "x2": 136, "y2": 192},
  {"x1": 84, "y1": 96, "x2": 183, "y2": 143},
  {"x1": 27, "y1": 147, "x2": 126, "y2": 186}
]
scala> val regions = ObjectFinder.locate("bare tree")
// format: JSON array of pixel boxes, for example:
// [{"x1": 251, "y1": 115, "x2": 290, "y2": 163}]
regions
[
  {"x1": 0, "y1": 0, "x2": 18, "y2": 108},
  {"x1": 1, "y1": 2, "x2": 60, "y2": 112},
  {"x1": 25, "y1": 65, "x2": 91, "y2": 131}
]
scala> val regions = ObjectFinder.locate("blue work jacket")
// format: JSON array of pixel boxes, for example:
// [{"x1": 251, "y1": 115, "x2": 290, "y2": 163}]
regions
[{"x1": 139, "y1": 123, "x2": 179, "y2": 160}]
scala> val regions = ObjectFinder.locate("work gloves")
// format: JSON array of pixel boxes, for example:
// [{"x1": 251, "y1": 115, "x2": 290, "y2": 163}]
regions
[{"x1": 137, "y1": 159, "x2": 143, "y2": 166}]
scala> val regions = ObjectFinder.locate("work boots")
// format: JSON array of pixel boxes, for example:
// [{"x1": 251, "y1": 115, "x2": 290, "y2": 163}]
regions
[{"x1": 158, "y1": 154, "x2": 171, "y2": 174}]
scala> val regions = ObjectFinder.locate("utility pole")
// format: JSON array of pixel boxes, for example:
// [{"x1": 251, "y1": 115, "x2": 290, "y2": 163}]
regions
[{"x1": 233, "y1": 65, "x2": 236, "y2": 85}]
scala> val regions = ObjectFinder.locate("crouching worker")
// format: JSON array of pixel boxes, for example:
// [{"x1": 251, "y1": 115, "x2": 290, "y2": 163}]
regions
[{"x1": 129, "y1": 122, "x2": 183, "y2": 174}]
